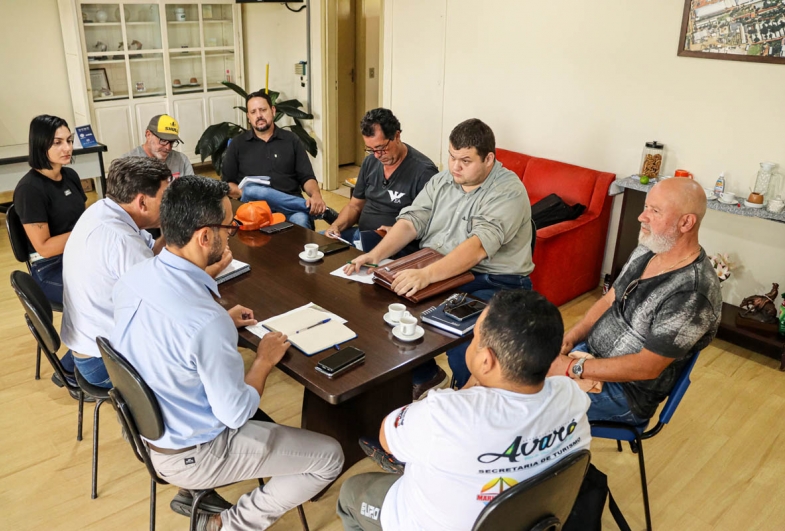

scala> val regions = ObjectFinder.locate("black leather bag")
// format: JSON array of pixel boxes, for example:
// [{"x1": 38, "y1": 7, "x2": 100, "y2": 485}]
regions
[{"x1": 531, "y1": 193, "x2": 586, "y2": 230}]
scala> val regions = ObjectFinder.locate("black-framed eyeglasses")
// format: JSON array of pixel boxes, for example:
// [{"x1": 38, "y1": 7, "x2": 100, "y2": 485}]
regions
[
  {"x1": 154, "y1": 134, "x2": 180, "y2": 148},
  {"x1": 364, "y1": 139, "x2": 391, "y2": 155},
  {"x1": 444, "y1": 292, "x2": 468, "y2": 311},
  {"x1": 621, "y1": 279, "x2": 640, "y2": 313},
  {"x1": 200, "y1": 218, "x2": 243, "y2": 237}
]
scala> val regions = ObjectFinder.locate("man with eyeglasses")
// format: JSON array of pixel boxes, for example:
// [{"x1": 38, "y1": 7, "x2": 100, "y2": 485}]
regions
[
  {"x1": 325, "y1": 108, "x2": 437, "y2": 254},
  {"x1": 546, "y1": 177, "x2": 721, "y2": 425},
  {"x1": 112, "y1": 176, "x2": 344, "y2": 530},
  {"x1": 121, "y1": 114, "x2": 194, "y2": 179}
]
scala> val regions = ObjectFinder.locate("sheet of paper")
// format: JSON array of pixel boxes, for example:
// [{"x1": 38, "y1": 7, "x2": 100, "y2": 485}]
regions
[
  {"x1": 329, "y1": 259, "x2": 393, "y2": 285},
  {"x1": 244, "y1": 302, "x2": 347, "y2": 340}
]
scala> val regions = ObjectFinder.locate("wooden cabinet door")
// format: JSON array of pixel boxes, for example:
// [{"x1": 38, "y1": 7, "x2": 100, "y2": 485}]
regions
[
  {"x1": 172, "y1": 97, "x2": 207, "y2": 163},
  {"x1": 94, "y1": 105, "x2": 135, "y2": 164}
]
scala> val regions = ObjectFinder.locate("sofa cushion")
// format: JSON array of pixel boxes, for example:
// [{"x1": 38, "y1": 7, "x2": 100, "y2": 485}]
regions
[
  {"x1": 522, "y1": 158, "x2": 598, "y2": 207},
  {"x1": 496, "y1": 148, "x2": 533, "y2": 181}
]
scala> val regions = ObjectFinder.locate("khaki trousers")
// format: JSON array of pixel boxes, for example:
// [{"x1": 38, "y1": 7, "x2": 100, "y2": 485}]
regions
[{"x1": 150, "y1": 420, "x2": 344, "y2": 530}]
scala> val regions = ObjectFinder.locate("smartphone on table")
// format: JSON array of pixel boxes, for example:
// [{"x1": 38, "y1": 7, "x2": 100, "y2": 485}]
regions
[
  {"x1": 319, "y1": 241, "x2": 351, "y2": 255},
  {"x1": 444, "y1": 299, "x2": 486, "y2": 321},
  {"x1": 316, "y1": 346, "x2": 365, "y2": 378},
  {"x1": 260, "y1": 221, "x2": 294, "y2": 234}
]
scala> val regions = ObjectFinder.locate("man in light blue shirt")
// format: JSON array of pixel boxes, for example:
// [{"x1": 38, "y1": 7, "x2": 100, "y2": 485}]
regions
[{"x1": 112, "y1": 176, "x2": 344, "y2": 531}]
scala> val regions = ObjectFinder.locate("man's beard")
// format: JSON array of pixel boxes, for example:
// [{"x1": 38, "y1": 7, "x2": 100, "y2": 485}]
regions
[
  {"x1": 638, "y1": 223, "x2": 678, "y2": 254},
  {"x1": 207, "y1": 234, "x2": 225, "y2": 266},
  {"x1": 252, "y1": 120, "x2": 271, "y2": 133}
]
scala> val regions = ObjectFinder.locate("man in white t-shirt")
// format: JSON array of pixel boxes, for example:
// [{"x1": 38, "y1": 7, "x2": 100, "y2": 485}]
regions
[{"x1": 336, "y1": 290, "x2": 592, "y2": 531}]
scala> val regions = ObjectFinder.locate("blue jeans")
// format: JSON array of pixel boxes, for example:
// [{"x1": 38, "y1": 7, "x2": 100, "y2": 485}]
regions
[
  {"x1": 241, "y1": 184, "x2": 314, "y2": 229},
  {"x1": 413, "y1": 274, "x2": 533, "y2": 387},
  {"x1": 74, "y1": 356, "x2": 112, "y2": 389},
  {"x1": 572, "y1": 342, "x2": 646, "y2": 425},
  {"x1": 30, "y1": 255, "x2": 74, "y2": 372}
]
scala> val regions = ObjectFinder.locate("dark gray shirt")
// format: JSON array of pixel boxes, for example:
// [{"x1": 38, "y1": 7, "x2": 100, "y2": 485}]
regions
[
  {"x1": 587, "y1": 245, "x2": 721, "y2": 419},
  {"x1": 353, "y1": 144, "x2": 437, "y2": 231}
]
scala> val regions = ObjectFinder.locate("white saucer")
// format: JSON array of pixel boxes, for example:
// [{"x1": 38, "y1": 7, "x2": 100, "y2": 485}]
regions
[
  {"x1": 392, "y1": 325, "x2": 424, "y2": 341},
  {"x1": 706, "y1": 194, "x2": 717, "y2": 201},
  {"x1": 383, "y1": 312, "x2": 401, "y2": 326},
  {"x1": 299, "y1": 251, "x2": 324, "y2": 262},
  {"x1": 744, "y1": 200, "x2": 764, "y2": 209},
  {"x1": 718, "y1": 197, "x2": 737, "y2": 205}
]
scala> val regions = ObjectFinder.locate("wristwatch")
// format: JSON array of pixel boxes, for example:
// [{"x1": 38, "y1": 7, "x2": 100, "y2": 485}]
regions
[{"x1": 571, "y1": 358, "x2": 586, "y2": 379}]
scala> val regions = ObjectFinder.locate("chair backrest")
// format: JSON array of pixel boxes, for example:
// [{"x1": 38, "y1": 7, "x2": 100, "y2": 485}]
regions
[
  {"x1": 10, "y1": 270, "x2": 61, "y2": 356},
  {"x1": 472, "y1": 449, "x2": 591, "y2": 531},
  {"x1": 658, "y1": 351, "x2": 700, "y2": 426},
  {"x1": 6, "y1": 204, "x2": 32, "y2": 265},
  {"x1": 97, "y1": 336, "x2": 165, "y2": 441}
]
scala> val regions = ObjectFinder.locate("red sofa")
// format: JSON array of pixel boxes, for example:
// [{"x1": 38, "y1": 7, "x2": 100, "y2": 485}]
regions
[{"x1": 496, "y1": 148, "x2": 616, "y2": 306}]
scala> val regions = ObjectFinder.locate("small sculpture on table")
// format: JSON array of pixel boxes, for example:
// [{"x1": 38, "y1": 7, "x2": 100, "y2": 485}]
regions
[{"x1": 736, "y1": 283, "x2": 780, "y2": 332}]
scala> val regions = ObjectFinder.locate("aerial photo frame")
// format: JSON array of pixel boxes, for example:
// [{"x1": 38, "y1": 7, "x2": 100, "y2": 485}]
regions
[{"x1": 678, "y1": 0, "x2": 785, "y2": 65}]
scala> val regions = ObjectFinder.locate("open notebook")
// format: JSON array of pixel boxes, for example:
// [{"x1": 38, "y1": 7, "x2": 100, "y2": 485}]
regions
[{"x1": 262, "y1": 307, "x2": 356, "y2": 356}]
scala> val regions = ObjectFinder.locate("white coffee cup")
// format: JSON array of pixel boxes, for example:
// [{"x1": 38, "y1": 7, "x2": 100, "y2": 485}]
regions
[
  {"x1": 768, "y1": 198, "x2": 784, "y2": 213},
  {"x1": 388, "y1": 303, "x2": 407, "y2": 322},
  {"x1": 399, "y1": 314, "x2": 418, "y2": 336},
  {"x1": 720, "y1": 191, "x2": 736, "y2": 202},
  {"x1": 304, "y1": 243, "x2": 319, "y2": 258}
]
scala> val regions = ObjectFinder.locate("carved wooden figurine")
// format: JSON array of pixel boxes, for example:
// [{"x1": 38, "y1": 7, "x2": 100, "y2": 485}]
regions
[{"x1": 739, "y1": 283, "x2": 779, "y2": 323}]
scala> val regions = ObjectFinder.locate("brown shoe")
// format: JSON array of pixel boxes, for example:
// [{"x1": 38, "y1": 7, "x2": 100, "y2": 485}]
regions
[{"x1": 412, "y1": 367, "x2": 449, "y2": 401}]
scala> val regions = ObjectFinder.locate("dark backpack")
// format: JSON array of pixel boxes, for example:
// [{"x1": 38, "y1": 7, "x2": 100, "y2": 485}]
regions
[
  {"x1": 531, "y1": 193, "x2": 586, "y2": 230},
  {"x1": 563, "y1": 464, "x2": 631, "y2": 531}
]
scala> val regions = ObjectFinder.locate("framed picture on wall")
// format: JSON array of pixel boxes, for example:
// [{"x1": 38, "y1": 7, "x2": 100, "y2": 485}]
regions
[
  {"x1": 678, "y1": 0, "x2": 785, "y2": 65},
  {"x1": 89, "y1": 68, "x2": 110, "y2": 91}
]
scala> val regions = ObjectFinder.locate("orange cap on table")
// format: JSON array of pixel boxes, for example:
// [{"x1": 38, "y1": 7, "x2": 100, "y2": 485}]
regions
[{"x1": 235, "y1": 201, "x2": 287, "y2": 231}]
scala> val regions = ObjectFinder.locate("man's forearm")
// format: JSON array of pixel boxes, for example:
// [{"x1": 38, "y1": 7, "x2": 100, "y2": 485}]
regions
[
  {"x1": 228, "y1": 182, "x2": 242, "y2": 199},
  {"x1": 423, "y1": 236, "x2": 487, "y2": 284},
  {"x1": 369, "y1": 219, "x2": 417, "y2": 261},
  {"x1": 303, "y1": 179, "x2": 321, "y2": 198},
  {"x1": 581, "y1": 349, "x2": 673, "y2": 383},
  {"x1": 333, "y1": 200, "x2": 364, "y2": 231},
  {"x1": 244, "y1": 359, "x2": 274, "y2": 396}
]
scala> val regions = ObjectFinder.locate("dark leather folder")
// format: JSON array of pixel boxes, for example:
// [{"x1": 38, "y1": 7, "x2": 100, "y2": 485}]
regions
[{"x1": 372, "y1": 248, "x2": 474, "y2": 303}]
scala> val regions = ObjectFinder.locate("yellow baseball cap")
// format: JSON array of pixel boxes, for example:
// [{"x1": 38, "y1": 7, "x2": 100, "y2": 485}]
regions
[{"x1": 147, "y1": 114, "x2": 182, "y2": 142}]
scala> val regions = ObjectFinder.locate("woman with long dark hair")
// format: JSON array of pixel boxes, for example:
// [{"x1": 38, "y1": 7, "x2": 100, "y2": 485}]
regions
[{"x1": 13, "y1": 114, "x2": 87, "y2": 385}]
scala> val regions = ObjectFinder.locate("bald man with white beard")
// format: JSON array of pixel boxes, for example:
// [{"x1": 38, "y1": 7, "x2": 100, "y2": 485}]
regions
[{"x1": 547, "y1": 178, "x2": 722, "y2": 424}]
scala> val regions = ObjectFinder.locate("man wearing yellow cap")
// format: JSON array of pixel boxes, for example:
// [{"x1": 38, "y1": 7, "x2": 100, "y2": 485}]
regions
[{"x1": 122, "y1": 114, "x2": 194, "y2": 179}]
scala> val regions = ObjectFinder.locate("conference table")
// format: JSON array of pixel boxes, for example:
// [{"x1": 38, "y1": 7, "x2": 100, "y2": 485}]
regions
[{"x1": 220, "y1": 223, "x2": 467, "y2": 473}]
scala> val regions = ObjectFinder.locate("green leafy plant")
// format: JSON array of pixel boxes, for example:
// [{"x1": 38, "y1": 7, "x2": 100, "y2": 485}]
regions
[{"x1": 195, "y1": 82, "x2": 317, "y2": 176}]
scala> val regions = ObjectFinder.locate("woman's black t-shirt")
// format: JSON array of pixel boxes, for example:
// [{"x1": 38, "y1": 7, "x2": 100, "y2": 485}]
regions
[{"x1": 13, "y1": 167, "x2": 87, "y2": 254}]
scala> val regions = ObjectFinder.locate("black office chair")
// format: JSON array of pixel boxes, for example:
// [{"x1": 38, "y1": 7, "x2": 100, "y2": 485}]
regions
[
  {"x1": 6, "y1": 204, "x2": 63, "y2": 380},
  {"x1": 97, "y1": 336, "x2": 310, "y2": 531},
  {"x1": 74, "y1": 367, "x2": 111, "y2": 499},
  {"x1": 9, "y1": 270, "x2": 91, "y2": 425},
  {"x1": 472, "y1": 449, "x2": 591, "y2": 531}
]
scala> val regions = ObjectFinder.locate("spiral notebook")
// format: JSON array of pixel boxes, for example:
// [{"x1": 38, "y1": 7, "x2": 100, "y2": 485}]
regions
[
  {"x1": 421, "y1": 300, "x2": 482, "y2": 336},
  {"x1": 215, "y1": 259, "x2": 250, "y2": 284}
]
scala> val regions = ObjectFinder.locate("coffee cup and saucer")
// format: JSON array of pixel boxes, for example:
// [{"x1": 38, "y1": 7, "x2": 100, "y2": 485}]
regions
[
  {"x1": 299, "y1": 243, "x2": 324, "y2": 262},
  {"x1": 392, "y1": 314, "x2": 424, "y2": 342},
  {"x1": 718, "y1": 192, "x2": 737, "y2": 205},
  {"x1": 384, "y1": 303, "x2": 409, "y2": 326}
]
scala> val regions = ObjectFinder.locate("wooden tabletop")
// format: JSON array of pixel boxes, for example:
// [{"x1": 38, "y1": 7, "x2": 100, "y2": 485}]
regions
[{"x1": 220, "y1": 224, "x2": 466, "y2": 405}]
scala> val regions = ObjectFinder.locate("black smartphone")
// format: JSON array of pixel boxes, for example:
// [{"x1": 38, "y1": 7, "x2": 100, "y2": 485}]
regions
[
  {"x1": 319, "y1": 241, "x2": 351, "y2": 255},
  {"x1": 260, "y1": 221, "x2": 294, "y2": 234},
  {"x1": 445, "y1": 300, "x2": 486, "y2": 321},
  {"x1": 316, "y1": 346, "x2": 365, "y2": 378}
]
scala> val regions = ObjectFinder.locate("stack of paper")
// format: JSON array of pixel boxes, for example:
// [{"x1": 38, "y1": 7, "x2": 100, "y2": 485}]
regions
[
  {"x1": 238, "y1": 176, "x2": 271, "y2": 189},
  {"x1": 216, "y1": 259, "x2": 250, "y2": 284}
]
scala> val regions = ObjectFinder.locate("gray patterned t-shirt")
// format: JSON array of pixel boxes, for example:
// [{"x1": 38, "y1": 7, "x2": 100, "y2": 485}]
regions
[{"x1": 587, "y1": 245, "x2": 721, "y2": 419}]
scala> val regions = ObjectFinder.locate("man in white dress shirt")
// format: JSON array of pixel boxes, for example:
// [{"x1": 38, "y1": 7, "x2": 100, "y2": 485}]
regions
[{"x1": 61, "y1": 157, "x2": 232, "y2": 517}]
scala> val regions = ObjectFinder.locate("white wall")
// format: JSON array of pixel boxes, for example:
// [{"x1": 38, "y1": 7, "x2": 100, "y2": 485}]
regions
[
  {"x1": 0, "y1": 0, "x2": 75, "y2": 146},
  {"x1": 382, "y1": 0, "x2": 785, "y2": 305}
]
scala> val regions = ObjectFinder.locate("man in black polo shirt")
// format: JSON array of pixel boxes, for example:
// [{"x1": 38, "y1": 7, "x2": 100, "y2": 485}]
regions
[
  {"x1": 222, "y1": 90, "x2": 336, "y2": 229},
  {"x1": 326, "y1": 108, "x2": 437, "y2": 254}
]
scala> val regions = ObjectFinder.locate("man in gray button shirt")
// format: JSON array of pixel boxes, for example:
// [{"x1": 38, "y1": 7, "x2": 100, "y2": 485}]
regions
[{"x1": 346, "y1": 118, "x2": 535, "y2": 392}]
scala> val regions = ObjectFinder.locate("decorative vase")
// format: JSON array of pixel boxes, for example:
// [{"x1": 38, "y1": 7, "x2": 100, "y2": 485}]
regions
[
  {"x1": 95, "y1": 10, "x2": 108, "y2": 23},
  {"x1": 114, "y1": 6, "x2": 131, "y2": 22}
]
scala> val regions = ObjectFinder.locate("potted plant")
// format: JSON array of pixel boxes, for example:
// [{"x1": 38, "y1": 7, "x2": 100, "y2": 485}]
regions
[{"x1": 195, "y1": 82, "x2": 317, "y2": 176}]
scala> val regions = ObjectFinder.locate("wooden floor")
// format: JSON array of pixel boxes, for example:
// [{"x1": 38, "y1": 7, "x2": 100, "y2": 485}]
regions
[{"x1": 1, "y1": 181, "x2": 784, "y2": 530}]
